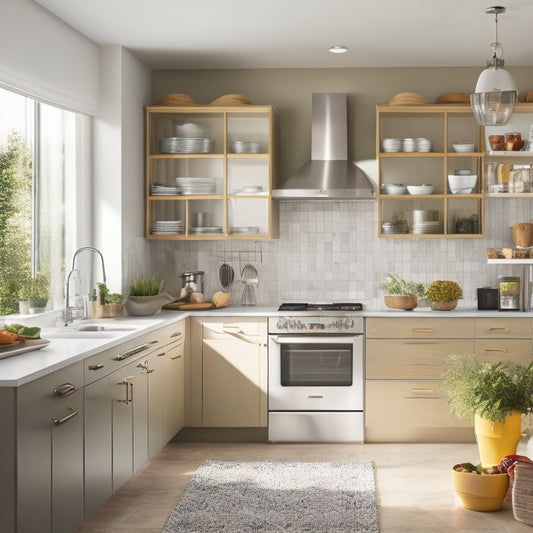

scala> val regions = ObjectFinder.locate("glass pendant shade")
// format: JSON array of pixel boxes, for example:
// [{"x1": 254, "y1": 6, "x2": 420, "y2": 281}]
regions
[{"x1": 470, "y1": 89, "x2": 516, "y2": 126}]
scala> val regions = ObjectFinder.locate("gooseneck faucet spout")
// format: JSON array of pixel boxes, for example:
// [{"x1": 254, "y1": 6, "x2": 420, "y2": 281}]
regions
[{"x1": 64, "y1": 247, "x2": 107, "y2": 326}]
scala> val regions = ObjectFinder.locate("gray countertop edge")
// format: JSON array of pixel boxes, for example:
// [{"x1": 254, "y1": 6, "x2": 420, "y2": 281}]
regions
[{"x1": 2, "y1": 306, "x2": 532, "y2": 387}]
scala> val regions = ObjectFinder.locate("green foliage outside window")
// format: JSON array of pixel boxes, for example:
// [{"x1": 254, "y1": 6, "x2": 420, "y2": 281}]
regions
[{"x1": 0, "y1": 134, "x2": 32, "y2": 314}]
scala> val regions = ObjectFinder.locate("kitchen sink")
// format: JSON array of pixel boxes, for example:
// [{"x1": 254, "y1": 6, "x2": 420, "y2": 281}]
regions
[{"x1": 77, "y1": 325, "x2": 135, "y2": 332}]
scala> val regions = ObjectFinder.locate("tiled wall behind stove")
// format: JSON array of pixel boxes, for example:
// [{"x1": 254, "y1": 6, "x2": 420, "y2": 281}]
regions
[{"x1": 124, "y1": 198, "x2": 533, "y2": 310}]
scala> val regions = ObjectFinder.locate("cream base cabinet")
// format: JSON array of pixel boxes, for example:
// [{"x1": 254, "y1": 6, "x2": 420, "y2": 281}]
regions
[
  {"x1": 365, "y1": 318, "x2": 475, "y2": 443},
  {"x1": 148, "y1": 321, "x2": 186, "y2": 456},
  {"x1": 189, "y1": 317, "x2": 267, "y2": 427},
  {"x1": 0, "y1": 362, "x2": 84, "y2": 533}
]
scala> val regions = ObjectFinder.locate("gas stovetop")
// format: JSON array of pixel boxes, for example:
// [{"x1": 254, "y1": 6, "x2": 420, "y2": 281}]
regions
[{"x1": 277, "y1": 302, "x2": 363, "y2": 312}]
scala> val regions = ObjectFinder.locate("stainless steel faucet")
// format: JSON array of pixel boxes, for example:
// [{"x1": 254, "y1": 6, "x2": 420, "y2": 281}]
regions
[{"x1": 64, "y1": 247, "x2": 107, "y2": 326}]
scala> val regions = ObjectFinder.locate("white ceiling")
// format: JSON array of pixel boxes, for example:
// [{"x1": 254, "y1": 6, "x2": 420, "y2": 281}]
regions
[{"x1": 34, "y1": 0, "x2": 533, "y2": 70}]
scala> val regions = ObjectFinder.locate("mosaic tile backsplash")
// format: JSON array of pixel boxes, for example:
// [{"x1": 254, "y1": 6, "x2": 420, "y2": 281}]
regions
[{"x1": 124, "y1": 198, "x2": 533, "y2": 311}]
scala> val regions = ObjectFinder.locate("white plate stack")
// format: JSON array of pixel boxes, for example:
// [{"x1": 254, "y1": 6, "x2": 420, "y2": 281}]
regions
[
  {"x1": 402, "y1": 138, "x2": 416, "y2": 152},
  {"x1": 416, "y1": 137, "x2": 432, "y2": 152},
  {"x1": 190, "y1": 226, "x2": 223, "y2": 234},
  {"x1": 176, "y1": 177, "x2": 217, "y2": 195},
  {"x1": 159, "y1": 137, "x2": 215, "y2": 154},
  {"x1": 151, "y1": 183, "x2": 180, "y2": 195},
  {"x1": 382, "y1": 138, "x2": 402, "y2": 152},
  {"x1": 151, "y1": 220, "x2": 184, "y2": 234},
  {"x1": 230, "y1": 226, "x2": 260, "y2": 234}
]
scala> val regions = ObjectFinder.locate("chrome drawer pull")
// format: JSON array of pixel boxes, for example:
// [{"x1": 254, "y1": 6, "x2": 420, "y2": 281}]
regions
[
  {"x1": 53, "y1": 383, "x2": 76, "y2": 397},
  {"x1": 51, "y1": 406, "x2": 78, "y2": 425},
  {"x1": 411, "y1": 328, "x2": 434, "y2": 333},
  {"x1": 88, "y1": 363, "x2": 104, "y2": 371},
  {"x1": 114, "y1": 342, "x2": 151, "y2": 361},
  {"x1": 137, "y1": 362, "x2": 154, "y2": 373}
]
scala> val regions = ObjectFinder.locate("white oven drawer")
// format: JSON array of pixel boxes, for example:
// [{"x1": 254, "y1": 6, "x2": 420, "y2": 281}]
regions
[{"x1": 268, "y1": 412, "x2": 364, "y2": 443}]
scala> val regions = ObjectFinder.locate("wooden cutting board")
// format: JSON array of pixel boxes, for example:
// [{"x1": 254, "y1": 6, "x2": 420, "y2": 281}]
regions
[{"x1": 176, "y1": 302, "x2": 215, "y2": 310}]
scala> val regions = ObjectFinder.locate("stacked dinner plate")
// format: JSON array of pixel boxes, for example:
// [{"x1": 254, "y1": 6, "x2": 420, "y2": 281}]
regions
[
  {"x1": 190, "y1": 226, "x2": 223, "y2": 234},
  {"x1": 230, "y1": 226, "x2": 260, "y2": 234},
  {"x1": 151, "y1": 220, "x2": 184, "y2": 234},
  {"x1": 411, "y1": 221, "x2": 444, "y2": 235},
  {"x1": 176, "y1": 177, "x2": 217, "y2": 195},
  {"x1": 151, "y1": 183, "x2": 180, "y2": 195},
  {"x1": 159, "y1": 137, "x2": 215, "y2": 154},
  {"x1": 382, "y1": 138, "x2": 402, "y2": 152},
  {"x1": 416, "y1": 137, "x2": 432, "y2": 152}
]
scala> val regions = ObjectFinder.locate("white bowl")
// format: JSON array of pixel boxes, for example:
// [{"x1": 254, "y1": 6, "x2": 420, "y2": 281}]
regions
[
  {"x1": 382, "y1": 184, "x2": 407, "y2": 195},
  {"x1": 382, "y1": 138, "x2": 402, "y2": 152},
  {"x1": 407, "y1": 185, "x2": 434, "y2": 195},
  {"x1": 452, "y1": 142, "x2": 475, "y2": 153},
  {"x1": 448, "y1": 174, "x2": 477, "y2": 194},
  {"x1": 456, "y1": 169, "x2": 472, "y2": 176}
]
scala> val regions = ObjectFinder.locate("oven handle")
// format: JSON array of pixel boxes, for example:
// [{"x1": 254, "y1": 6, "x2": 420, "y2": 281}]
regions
[{"x1": 269, "y1": 336, "x2": 361, "y2": 344}]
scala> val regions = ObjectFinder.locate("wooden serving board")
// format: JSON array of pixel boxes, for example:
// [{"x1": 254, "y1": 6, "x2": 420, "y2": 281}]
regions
[{"x1": 177, "y1": 302, "x2": 215, "y2": 310}]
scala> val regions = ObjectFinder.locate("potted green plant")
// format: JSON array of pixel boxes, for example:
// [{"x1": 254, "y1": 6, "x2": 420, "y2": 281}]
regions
[
  {"x1": 379, "y1": 273, "x2": 425, "y2": 310},
  {"x1": 94, "y1": 282, "x2": 124, "y2": 318},
  {"x1": 425, "y1": 280, "x2": 463, "y2": 311},
  {"x1": 125, "y1": 274, "x2": 173, "y2": 316},
  {"x1": 23, "y1": 272, "x2": 50, "y2": 314},
  {"x1": 442, "y1": 353, "x2": 533, "y2": 467}
]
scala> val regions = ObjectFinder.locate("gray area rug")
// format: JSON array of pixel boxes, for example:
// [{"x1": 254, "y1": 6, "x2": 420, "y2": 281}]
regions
[{"x1": 163, "y1": 459, "x2": 379, "y2": 532}]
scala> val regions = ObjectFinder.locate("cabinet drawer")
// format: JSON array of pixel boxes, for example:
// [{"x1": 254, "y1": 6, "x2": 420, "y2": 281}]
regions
[
  {"x1": 475, "y1": 318, "x2": 532, "y2": 339},
  {"x1": 475, "y1": 339, "x2": 533, "y2": 365},
  {"x1": 201, "y1": 317, "x2": 267, "y2": 341},
  {"x1": 365, "y1": 380, "x2": 472, "y2": 429},
  {"x1": 366, "y1": 339, "x2": 475, "y2": 379},
  {"x1": 155, "y1": 320, "x2": 186, "y2": 348},
  {"x1": 366, "y1": 318, "x2": 474, "y2": 339},
  {"x1": 84, "y1": 330, "x2": 163, "y2": 385}
]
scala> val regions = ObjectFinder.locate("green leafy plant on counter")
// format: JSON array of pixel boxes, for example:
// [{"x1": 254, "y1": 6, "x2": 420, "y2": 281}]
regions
[
  {"x1": 441, "y1": 353, "x2": 533, "y2": 423},
  {"x1": 129, "y1": 274, "x2": 164, "y2": 297},
  {"x1": 379, "y1": 273, "x2": 425, "y2": 297},
  {"x1": 97, "y1": 282, "x2": 123, "y2": 305},
  {"x1": 425, "y1": 280, "x2": 463, "y2": 302}
]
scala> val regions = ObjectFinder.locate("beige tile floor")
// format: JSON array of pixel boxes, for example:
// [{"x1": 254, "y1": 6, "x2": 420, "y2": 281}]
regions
[{"x1": 77, "y1": 439, "x2": 532, "y2": 532}]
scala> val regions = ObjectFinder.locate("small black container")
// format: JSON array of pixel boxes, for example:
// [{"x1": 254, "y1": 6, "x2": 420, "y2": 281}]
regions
[{"x1": 477, "y1": 288, "x2": 499, "y2": 310}]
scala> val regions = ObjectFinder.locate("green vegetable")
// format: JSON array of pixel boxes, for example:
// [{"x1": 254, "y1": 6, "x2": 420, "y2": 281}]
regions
[
  {"x1": 97, "y1": 282, "x2": 123, "y2": 305},
  {"x1": 129, "y1": 275, "x2": 164, "y2": 297},
  {"x1": 17, "y1": 326, "x2": 41, "y2": 338},
  {"x1": 3, "y1": 323, "x2": 25, "y2": 333}
]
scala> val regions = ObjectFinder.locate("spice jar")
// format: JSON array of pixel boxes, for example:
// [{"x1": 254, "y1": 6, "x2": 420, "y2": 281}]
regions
[{"x1": 499, "y1": 276, "x2": 520, "y2": 311}]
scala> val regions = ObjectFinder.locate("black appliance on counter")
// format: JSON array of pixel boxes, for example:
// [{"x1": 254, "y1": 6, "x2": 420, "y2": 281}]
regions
[
  {"x1": 477, "y1": 288, "x2": 499, "y2": 310},
  {"x1": 277, "y1": 302, "x2": 363, "y2": 312}
]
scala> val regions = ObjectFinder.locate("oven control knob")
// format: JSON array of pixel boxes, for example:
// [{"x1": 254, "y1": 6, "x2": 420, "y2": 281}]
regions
[
  {"x1": 276, "y1": 318, "x2": 289, "y2": 330},
  {"x1": 344, "y1": 318, "x2": 355, "y2": 329}
]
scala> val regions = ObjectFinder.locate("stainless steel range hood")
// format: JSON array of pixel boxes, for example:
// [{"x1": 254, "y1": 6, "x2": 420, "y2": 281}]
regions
[{"x1": 272, "y1": 93, "x2": 375, "y2": 200}]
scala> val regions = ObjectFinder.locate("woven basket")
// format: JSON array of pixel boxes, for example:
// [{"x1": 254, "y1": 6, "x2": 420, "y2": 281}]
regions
[
  {"x1": 384, "y1": 295, "x2": 418, "y2": 310},
  {"x1": 513, "y1": 464, "x2": 533, "y2": 525},
  {"x1": 155, "y1": 93, "x2": 197, "y2": 106},
  {"x1": 387, "y1": 92, "x2": 429, "y2": 106},
  {"x1": 435, "y1": 93, "x2": 470, "y2": 104},
  {"x1": 511, "y1": 223, "x2": 533, "y2": 248},
  {"x1": 209, "y1": 94, "x2": 252, "y2": 106}
]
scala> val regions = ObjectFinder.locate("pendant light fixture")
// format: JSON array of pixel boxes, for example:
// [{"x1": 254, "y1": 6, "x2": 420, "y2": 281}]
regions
[{"x1": 470, "y1": 6, "x2": 517, "y2": 126}]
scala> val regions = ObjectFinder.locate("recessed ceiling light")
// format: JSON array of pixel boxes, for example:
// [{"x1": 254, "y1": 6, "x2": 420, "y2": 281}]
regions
[{"x1": 329, "y1": 45, "x2": 348, "y2": 54}]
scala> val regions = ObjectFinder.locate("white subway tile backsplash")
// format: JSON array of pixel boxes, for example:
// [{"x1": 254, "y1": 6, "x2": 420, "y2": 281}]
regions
[{"x1": 123, "y1": 198, "x2": 533, "y2": 309}]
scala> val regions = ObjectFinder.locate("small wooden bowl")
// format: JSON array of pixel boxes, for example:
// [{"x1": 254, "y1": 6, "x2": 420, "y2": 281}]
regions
[
  {"x1": 155, "y1": 93, "x2": 197, "y2": 106},
  {"x1": 387, "y1": 92, "x2": 429, "y2": 106},
  {"x1": 209, "y1": 94, "x2": 252, "y2": 106}
]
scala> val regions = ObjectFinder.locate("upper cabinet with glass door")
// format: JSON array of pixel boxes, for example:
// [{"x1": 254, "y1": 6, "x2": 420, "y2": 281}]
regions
[
  {"x1": 376, "y1": 104, "x2": 485, "y2": 238},
  {"x1": 145, "y1": 104, "x2": 278, "y2": 240}
]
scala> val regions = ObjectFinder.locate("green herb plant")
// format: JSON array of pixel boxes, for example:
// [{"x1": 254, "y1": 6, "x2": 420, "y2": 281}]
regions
[
  {"x1": 441, "y1": 353, "x2": 533, "y2": 423},
  {"x1": 129, "y1": 275, "x2": 164, "y2": 297},
  {"x1": 97, "y1": 282, "x2": 123, "y2": 305},
  {"x1": 425, "y1": 280, "x2": 463, "y2": 302},
  {"x1": 379, "y1": 273, "x2": 425, "y2": 297}
]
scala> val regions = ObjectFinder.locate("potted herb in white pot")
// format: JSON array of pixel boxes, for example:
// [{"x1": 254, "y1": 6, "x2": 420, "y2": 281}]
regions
[{"x1": 379, "y1": 273, "x2": 425, "y2": 310}]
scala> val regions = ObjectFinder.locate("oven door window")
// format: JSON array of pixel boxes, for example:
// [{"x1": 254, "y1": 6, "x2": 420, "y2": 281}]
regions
[{"x1": 280, "y1": 343, "x2": 352, "y2": 386}]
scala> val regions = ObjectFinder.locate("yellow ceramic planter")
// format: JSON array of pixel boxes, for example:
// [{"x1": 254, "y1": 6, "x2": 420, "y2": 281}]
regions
[
  {"x1": 452, "y1": 464, "x2": 509, "y2": 511},
  {"x1": 475, "y1": 412, "x2": 522, "y2": 468}
]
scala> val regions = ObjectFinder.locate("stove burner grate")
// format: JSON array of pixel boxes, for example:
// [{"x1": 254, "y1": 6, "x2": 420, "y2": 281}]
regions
[{"x1": 278, "y1": 302, "x2": 362, "y2": 312}]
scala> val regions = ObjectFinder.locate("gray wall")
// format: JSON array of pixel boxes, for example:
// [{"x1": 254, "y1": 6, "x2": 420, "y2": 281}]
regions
[{"x1": 123, "y1": 66, "x2": 533, "y2": 310}]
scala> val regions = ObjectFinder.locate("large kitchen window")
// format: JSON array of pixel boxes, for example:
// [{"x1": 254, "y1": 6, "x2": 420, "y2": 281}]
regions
[{"x1": 0, "y1": 86, "x2": 90, "y2": 316}]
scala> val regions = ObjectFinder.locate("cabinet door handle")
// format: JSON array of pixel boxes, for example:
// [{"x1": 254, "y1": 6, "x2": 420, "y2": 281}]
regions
[
  {"x1": 483, "y1": 348, "x2": 509, "y2": 354},
  {"x1": 407, "y1": 360, "x2": 440, "y2": 366},
  {"x1": 51, "y1": 406, "x2": 78, "y2": 425},
  {"x1": 487, "y1": 327, "x2": 509, "y2": 333},
  {"x1": 171, "y1": 354, "x2": 182, "y2": 360},
  {"x1": 171, "y1": 331, "x2": 183, "y2": 338},
  {"x1": 410, "y1": 388, "x2": 436, "y2": 394},
  {"x1": 53, "y1": 382, "x2": 76, "y2": 397},
  {"x1": 410, "y1": 328, "x2": 434, "y2": 333},
  {"x1": 308, "y1": 395, "x2": 324, "y2": 399},
  {"x1": 156, "y1": 352, "x2": 167, "y2": 357},
  {"x1": 402, "y1": 341, "x2": 438, "y2": 345},
  {"x1": 137, "y1": 363, "x2": 154, "y2": 373},
  {"x1": 129, "y1": 381, "x2": 134, "y2": 403},
  {"x1": 88, "y1": 364, "x2": 104, "y2": 371}
]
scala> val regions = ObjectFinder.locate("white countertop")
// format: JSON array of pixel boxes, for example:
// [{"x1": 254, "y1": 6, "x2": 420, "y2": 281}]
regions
[{"x1": 2, "y1": 305, "x2": 533, "y2": 387}]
